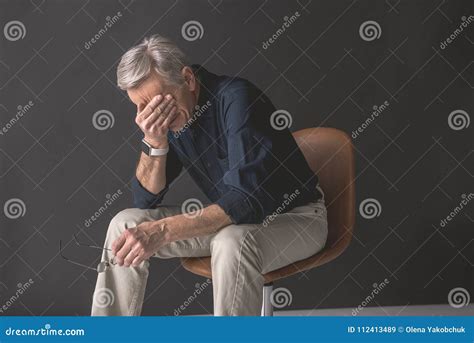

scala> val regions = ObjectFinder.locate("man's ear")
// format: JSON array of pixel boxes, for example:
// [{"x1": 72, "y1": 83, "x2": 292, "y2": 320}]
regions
[{"x1": 181, "y1": 66, "x2": 196, "y2": 92}]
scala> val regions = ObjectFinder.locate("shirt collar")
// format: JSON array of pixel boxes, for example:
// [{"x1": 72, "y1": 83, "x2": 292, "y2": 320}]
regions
[{"x1": 190, "y1": 64, "x2": 214, "y2": 119}]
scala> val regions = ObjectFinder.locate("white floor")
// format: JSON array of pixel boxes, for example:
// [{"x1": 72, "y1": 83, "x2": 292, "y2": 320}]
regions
[{"x1": 274, "y1": 304, "x2": 473, "y2": 316}]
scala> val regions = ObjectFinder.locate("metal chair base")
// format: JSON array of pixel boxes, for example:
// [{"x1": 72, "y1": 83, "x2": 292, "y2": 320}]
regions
[{"x1": 261, "y1": 282, "x2": 274, "y2": 316}]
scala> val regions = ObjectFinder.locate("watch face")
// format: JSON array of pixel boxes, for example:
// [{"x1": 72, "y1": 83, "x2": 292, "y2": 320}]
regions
[{"x1": 141, "y1": 140, "x2": 151, "y2": 155}]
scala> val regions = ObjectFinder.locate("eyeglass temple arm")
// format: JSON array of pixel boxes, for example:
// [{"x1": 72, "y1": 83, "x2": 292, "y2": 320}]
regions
[
  {"x1": 59, "y1": 240, "x2": 98, "y2": 272},
  {"x1": 73, "y1": 232, "x2": 111, "y2": 251}
]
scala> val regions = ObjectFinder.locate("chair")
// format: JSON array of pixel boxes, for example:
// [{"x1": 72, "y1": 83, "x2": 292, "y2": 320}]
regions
[{"x1": 181, "y1": 127, "x2": 356, "y2": 316}]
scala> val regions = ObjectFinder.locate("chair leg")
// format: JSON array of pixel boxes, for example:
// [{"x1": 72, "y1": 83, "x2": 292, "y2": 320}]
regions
[{"x1": 261, "y1": 282, "x2": 274, "y2": 316}]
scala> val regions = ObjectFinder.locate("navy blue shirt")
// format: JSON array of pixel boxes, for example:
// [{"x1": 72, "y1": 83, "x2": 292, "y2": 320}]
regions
[{"x1": 132, "y1": 65, "x2": 322, "y2": 224}]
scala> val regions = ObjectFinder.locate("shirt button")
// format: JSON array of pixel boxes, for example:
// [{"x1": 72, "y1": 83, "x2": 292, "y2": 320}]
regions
[{"x1": 207, "y1": 162, "x2": 211, "y2": 167}]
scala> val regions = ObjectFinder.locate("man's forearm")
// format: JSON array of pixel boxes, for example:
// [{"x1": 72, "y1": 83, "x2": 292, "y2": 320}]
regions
[
  {"x1": 134, "y1": 93, "x2": 176, "y2": 195},
  {"x1": 136, "y1": 151, "x2": 167, "y2": 194},
  {"x1": 160, "y1": 204, "x2": 232, "y2": 243}
]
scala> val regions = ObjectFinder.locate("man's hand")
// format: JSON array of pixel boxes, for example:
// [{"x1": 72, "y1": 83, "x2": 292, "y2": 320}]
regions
[
  {"x1": 111, "y1": 221, "x2": 169, "y2": 267},
  {"x1": 110, "y1": 205, "x2": 232, "y2": 268},
  {"x1": 136, "y1": 94, "x2": 177, "y2": 148}
]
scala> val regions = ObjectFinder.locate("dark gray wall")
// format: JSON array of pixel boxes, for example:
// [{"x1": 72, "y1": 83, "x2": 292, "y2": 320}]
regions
[{"x1": 0, "y1": 0, "x2": 472, "y2": 316}]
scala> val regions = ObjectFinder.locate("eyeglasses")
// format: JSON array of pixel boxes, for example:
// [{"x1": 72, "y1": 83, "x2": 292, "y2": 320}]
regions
[{"x1": 59, "y1": 233, "x2": 116, "y2": 273}]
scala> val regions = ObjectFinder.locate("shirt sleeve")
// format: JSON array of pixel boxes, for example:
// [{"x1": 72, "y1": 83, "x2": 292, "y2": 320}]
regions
[
  {"x1": 215, "y1": 85, "x2": 278, "y2": 224},
  {"x1": 132, "y1": 144, "x2": 183, "y2": 209}
]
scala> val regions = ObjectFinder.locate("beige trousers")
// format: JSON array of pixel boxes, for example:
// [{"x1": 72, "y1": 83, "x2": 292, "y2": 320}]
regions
[{"x1": 91, "y1": 186, "x2": 328, "y2": 316}]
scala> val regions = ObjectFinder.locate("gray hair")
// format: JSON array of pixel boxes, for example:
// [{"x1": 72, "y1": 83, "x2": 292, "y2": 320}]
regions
[{"x1": 116, "y1": 34, "x2": 188, "y2": 90}]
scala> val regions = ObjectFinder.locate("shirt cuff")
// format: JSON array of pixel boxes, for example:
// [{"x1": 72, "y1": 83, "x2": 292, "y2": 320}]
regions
[
  {"x1": 131, "y1": 176, "x2": 168, "y2": 209},
  {"x1": 215, "y1": 189, "x2": 261, "y2": 224}
]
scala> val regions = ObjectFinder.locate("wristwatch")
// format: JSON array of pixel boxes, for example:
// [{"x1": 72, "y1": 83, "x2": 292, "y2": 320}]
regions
[{"x1": 141, "y1": 139, "x2": 169, "y2": 157}]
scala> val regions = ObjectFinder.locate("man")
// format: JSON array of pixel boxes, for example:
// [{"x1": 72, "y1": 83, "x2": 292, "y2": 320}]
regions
[{"x1": 91, "y1": 34, "x2": 328, "y2": 316}]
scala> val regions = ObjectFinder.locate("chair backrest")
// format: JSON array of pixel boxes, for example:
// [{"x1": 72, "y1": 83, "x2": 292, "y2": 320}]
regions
[{"x1": 293, "y1": 127, "x2": 355, "y2": 254}]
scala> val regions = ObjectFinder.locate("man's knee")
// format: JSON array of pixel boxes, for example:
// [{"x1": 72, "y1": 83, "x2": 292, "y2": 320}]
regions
[
  {"x1": 106, "y1": 207, "x2": 165, "y2": 238},
  {"x1": 210, "y1": 225, "x2": 261, "y2": 261},
  {"x1": 106, "y1": 208, "x2": 142, "y2": 239},
  {"x1": 106, "y1": 206, "x2": 178, "y2": 242}
]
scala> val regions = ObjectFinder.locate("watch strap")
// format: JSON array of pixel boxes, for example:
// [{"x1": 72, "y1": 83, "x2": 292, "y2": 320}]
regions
[{"x1": 141, "y1": 139, "x2": 169, "y2": 156}]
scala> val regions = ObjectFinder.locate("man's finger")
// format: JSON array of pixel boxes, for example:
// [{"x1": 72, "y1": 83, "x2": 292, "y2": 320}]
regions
[
  {"x1": 138, "y1": 95, "x2": 163, "y2": 120},
  {"x1": 153, "y1": 94, "x2": 173, "y2": 119},
  {"x1": 144, "y1": 98, "x2": 175, "y2": 126},
  {"x1": 115, "y1": 237, "x2": 135, "y2": 265},
  {"x1": 160, "y1": 106, "x2": 177, "y2": 127},
  {"x1": 151, "y1": 100, "x2": 176, "y2": 127},
  {"x1": 111, "y1": 232, "x2": 127, "y2": 255},
  {"x1": 123, "y1": 244, "x2": 141, "y2": 267},
  {"x1": 131, "y1": 254, "x2": 145, "y2": 267},
  {"x1": 162, "y1": 95, "x2": 175, "y2": 114}
]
